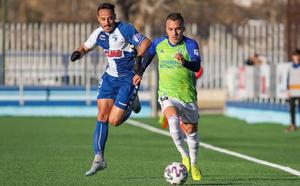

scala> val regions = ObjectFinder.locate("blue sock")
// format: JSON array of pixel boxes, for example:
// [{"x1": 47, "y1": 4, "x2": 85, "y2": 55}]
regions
[{"x1": 93, "y1": 121, "x2": 108, "y2": 155}]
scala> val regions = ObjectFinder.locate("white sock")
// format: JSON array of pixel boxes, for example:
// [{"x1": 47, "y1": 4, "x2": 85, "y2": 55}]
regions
[
  {"x1": 168, "y1": 116, "x2": 189, "y2": 158},
  {"x1": 186, "y1": 132, "x2": 199, "y2": 166}
]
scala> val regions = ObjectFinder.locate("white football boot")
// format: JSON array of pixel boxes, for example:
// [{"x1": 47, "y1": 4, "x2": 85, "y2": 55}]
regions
[{"x1": 85, "y1": 155, "x2": 107, "y2": 176}]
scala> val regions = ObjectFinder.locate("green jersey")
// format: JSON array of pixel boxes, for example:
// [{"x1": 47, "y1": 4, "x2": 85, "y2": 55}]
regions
[{"x1": 147, "y1": 36, "x2": 201, "y2": 103}]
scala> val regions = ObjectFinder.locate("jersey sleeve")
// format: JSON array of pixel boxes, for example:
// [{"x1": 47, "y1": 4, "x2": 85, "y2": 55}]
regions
[
  {"x1": 148, "y1": 37, "x2": 166, "y2": 57},
  {"x1": 141, "y1": 37, "x2": 163, "y2": 69},
  {"x1": 186, "y1": 39, "x2": 201, "y2": 62},
  {"x1": 83, "y1": 28, "x2": 101, "y2": 49},
  {"x1": 141, "y1": 42, "x2": 156, "y2": 69},
  {"x1": 118, "y1": 22, "x2": 146, "y2": 46},
  {"x1": 147, "y1": 39, "x2": 158, "y2": 56}
]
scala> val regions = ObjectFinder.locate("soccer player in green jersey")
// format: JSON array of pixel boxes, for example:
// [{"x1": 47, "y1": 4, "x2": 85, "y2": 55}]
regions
[{"x1": 135, "y1": 13, "x2": 202, "y2": 181}]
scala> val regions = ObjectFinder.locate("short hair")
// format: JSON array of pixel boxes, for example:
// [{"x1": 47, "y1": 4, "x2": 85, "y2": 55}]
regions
[
  {"x1": 166, "y1": 13, "x2": 185, "y2": 26},
  {"x1": 97, "y1": 2, "x2": 115, "y2": 14}
]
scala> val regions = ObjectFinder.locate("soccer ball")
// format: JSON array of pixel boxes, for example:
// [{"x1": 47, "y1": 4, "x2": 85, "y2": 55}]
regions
[{"x1": 164, "y1": 162, "x2": 188, "y2": 185}]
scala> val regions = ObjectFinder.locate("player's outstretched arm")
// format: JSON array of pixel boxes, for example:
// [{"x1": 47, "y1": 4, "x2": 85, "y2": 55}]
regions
[
  {"x1": 70, "y1": 45, "x2": 92, "y2": 62},
  {"x1": 134, "y1": 55, "x2": 144, "y2": 76},
  {"x1": 136, "y1": 37, "x2": 152, "y2": 57},
  {"x1": 134, "y1": 37, "x2": 154, "y2": 75},
  {"x1": 132, "y1": 37, "x2": 152, "y2": 85}
]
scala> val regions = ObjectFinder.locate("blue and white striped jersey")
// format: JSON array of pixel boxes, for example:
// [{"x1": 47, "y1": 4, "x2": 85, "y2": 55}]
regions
[{"x1": 84, "y1": 22, "x2": 146, "y2": 77}]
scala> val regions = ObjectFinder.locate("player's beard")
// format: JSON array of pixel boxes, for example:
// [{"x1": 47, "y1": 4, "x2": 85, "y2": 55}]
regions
[{"x1": 103, "y1": 24, "x2": 115, "y2": 33}]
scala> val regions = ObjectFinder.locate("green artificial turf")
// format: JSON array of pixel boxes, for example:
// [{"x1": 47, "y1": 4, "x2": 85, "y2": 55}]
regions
[{"x1": 0, "y1": 115, "x2": 299, "y2": 185}]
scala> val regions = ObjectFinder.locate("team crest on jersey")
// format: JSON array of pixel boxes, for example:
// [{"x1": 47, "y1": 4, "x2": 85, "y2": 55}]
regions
[
  {"x1": 111, "y1": 34, "x2": 118, "y2": 41},
  {"x1": 160, "y1": 49, "x2": 164, "y2": 53},
  {"x1": 193, "y1": 49, "x2": 199, "y2": 56},
  {"x1": 132, "y1": 33, "x2": 143, "y2": 43}
]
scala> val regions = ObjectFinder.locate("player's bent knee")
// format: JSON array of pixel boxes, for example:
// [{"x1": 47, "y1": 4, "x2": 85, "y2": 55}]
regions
[
  {"x1": 183, "y1": 124, "x2": 198, "y2": 134},
  {"x1": 97, "y1": 113, "x2": 109, "y2": 121},
  {"x1": 184, "y1": 128, "x2": 193, "y2": 134},
  {"x1": 108, "y1": 109, "x2": 125, "y2": 126},
  {"x1": 109, "y1": 119, "x2": 122, "y2": 127}
]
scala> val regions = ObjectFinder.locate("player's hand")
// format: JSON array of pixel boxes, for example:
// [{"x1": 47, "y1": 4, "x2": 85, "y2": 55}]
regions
[
  {"x1": 133, "y1": 74, "x2": 142, "y2": 85},
  {"x1": 70, "y1": 51, "x2": 81, "y2": 62},
  {"x1": 175, "y1": 53, "x2": 185, "y2": 64}
]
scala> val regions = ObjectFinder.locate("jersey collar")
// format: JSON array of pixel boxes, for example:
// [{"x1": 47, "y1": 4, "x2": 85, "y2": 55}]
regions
[{"x1": 167, "y1": 36, "x2": 186, "y2": 47}]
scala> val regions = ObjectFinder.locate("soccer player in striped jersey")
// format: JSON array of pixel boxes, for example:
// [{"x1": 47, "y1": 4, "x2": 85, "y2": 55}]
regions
[
  {"x1": 137, "y1": 13, "x2": 202, "y2": 181},
  {"x1": 70, "y1": 3, "x2": 151, "y2": 176}
]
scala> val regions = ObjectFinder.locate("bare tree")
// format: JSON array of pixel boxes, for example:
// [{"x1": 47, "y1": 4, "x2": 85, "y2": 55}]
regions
[{"x1": 0, "y1": 0, "x2": 286, "y2": 24}]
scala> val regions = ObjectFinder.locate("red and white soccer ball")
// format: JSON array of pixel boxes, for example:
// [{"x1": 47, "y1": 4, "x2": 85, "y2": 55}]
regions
[{"x1": 164, "y1": 162, "x2": 188, "y2": 185}]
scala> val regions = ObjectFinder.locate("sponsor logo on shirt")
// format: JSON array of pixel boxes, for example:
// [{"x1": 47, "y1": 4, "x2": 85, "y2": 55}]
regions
[
  {"x1": 160, "y1": 60, "x2": 182, "y2": 68},
  {"x1": 132, "y1": 33, "x2": 143, "y2": 43},
  {"x1": 105, "y1": 50, "x2": 123, "y2": 57}
]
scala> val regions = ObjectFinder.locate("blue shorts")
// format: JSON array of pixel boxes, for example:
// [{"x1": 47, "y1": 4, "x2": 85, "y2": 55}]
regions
[{"x1": 97, "y1": 72, "x2": 138, "y2": 110}]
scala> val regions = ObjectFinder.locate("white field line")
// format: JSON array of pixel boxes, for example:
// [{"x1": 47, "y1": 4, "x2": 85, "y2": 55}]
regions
[{"x1": 127, "y1": 119, "x2": 300, "y2": 177}]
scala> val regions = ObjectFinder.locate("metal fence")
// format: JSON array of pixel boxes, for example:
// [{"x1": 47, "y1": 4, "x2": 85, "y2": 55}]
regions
[{"x1": 0, "y1": 22, "x2": 289, "y2": 90}]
